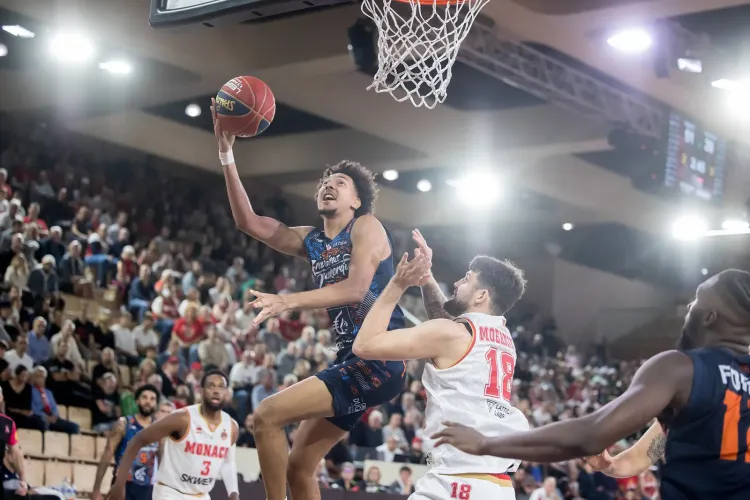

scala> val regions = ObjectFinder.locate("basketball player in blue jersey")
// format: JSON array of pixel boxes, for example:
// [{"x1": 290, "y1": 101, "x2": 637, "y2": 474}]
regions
[
  {"x1": 92, "y1": 385, "x2": 160, "y2": 500},
  {"x1": 433, "y1": 269, "x2": 750, "y2": 500},
  {"x1": 212, "y1": 101, "x2": 407, "y2": 500}
]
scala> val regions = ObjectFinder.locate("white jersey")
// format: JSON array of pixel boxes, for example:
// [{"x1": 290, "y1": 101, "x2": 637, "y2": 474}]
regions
[
  {"x1": 423, "y1": 312, "x2": 529, "y2": 474},
  {"x1": 156, "y1": 405, "x2": 234, "y2": 495}
]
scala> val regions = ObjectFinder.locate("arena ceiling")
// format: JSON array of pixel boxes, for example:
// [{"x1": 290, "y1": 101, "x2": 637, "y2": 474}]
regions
[{"x1": 0, "y1": 0, "x2": 749, "y2": 270}]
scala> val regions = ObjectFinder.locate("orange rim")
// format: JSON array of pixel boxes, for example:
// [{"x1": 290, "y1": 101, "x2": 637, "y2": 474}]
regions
[{"x1": 393, "y1": 0, "x2": 469, "y2": 5}]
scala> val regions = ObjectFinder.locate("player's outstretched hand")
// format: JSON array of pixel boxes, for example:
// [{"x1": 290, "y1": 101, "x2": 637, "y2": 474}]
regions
[
  {"x1": 412, "y1": 229, "x2": 433, "y2": 263},
  {"x1": 248, "y1": 289, "x2": 288, "y2": 327},
  {"x1": 210, "y1": 97, "x2": 235, "y2": 153},
  {"x1": 393, "y1": 250, "x2": 431, "y2": 289},
  {"x1": 583, "y1": 449, "x2": 615, "y2": 474},
  {"x1": 432, "y1": 421, "x2": 487, "y2": 455}
]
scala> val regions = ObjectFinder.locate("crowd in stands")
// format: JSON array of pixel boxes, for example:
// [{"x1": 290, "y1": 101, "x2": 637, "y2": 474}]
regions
[{"x1": 0, "y1": 122, "x2": 659, "y2": 500}]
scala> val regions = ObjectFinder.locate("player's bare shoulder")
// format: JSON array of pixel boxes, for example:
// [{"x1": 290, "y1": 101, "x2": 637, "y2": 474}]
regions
[{"x1": 351, "y1": 214, "x2": 389, "y2": 253}]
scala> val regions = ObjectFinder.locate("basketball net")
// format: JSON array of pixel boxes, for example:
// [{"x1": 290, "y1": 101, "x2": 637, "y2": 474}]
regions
[{"x1": 361, "y1": 0, "x2": 490, "y2": 108}]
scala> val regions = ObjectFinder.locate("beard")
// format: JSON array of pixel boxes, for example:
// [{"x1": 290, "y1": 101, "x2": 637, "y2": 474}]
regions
[
  {"x1": 443, "y1": 296, "x2": 469, "y2": 317},
  {"x1": 137, "y1": 404, "x2": 155, "y2": 418},
  {"x1": 318, "y1": 208, "x2": 337, "y2": 218},
  {"x1": 203, "y1": 396, "x2": 224, "y2": 412}
]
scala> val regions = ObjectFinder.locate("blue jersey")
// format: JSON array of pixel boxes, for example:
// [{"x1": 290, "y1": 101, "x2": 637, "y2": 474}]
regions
[
  {"x1": 304, "y1": 217, "x2": 405, "y2": 359},
  {"x1": 114, "y1": 416, "x2": 158, "y2": 487},
  {"x1": 658, "y1": 347, "x2": 750, "y2": 500}
]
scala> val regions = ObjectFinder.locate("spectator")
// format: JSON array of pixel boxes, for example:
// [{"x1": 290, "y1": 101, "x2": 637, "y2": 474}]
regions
[
  {"x1": 0, "y1": 234, "x2": 23, "y2": 278},
  {"x1": 178, "y1": 287, "x2": 201, "y2": 317},
  {"x1": 133, "y1": 312, "x2": 159, "y2": 356},
  {"x1": 171, "y1": 305, "x2": 203, "y2": 365},
  {"x1": 50, "y1": 320, "x2": 85, "y2": 370},
  {"x1": 158, "y1": 339, "x2": 187, "y2": 379},
  {"x1": 128, "y1": 264, "x2": 155, "y2": 321},
  {"x1": 0, "y1": 200, "x2": 21, "y2": 232},
  {"x1": 1, "y1": 365, "x2": 44, "y2": 431},
  {"x1": 27, "y1": 254, "x2": 59, "y2": 303},
  {"x1": 44, "y1": 339, "x2": 90, "y2": 408},
  {"x1": 112, "y1": 313, "x2": 139, "y2": 366},
  {"x1": 181, "y1": 261, "x2": 202, "y2": 296},
  {"x1": 30, "y1": 366, "x2": 79, "y2": 434},
  {"x1": 159, "y1": 356, "x2": 182, "y2": 399},
  {"x1": 383, "y1": 412, "x2": 407, "y2": 444},
  {"x1": 376, "y1": 435, "x2": 406, "y2": 463},
  {"x1": 4, "y1": 334, "x2": 33, "y2": 372},
  {"x1": 93, "y1": 347, "x2": 120, "y2": 383},
  {"x1": 251, "y1": 368, "x2": 277, "y2": 412},
  {"x1": 58, "y1": 240, "x2": 93, "y2": 298},
  {"x1": 530, "y1": 477, "x2": 560, "y2": 500},
  {"x1": 85, "y1": 232, "x2": 115, "y2": 287},
  {"x1": 106, "y1": 212, "x2": 128, "y2": 246},
  {"x1": 91, "y1": 372, "x2": 121, "y2": 433},
  {"x1": 151, "y1": 281, "x2": 180, "y2": 350},
  {"x1": 26, "y1": 317, "x2": 50, "y2": 365},
  {"x1": 3, "y1": 254, "x2": 29, "y2": 292},
  {"x1": 391, "y1": 466, "x2": 415, "y2": 495},
  {"x1": 362, "y1": 466, "x2": 384, "y2": 493},
  {"x1": 331, "y1": 462, "x2": 360, "y2": 492},
  {"x1": 23, "y1": 202, "x2": 47, "y2": 236},
  {"x1": 37, "y1": 226, "x2": 65, "y2": 268},
  {"x1": 70, "y1": 206, "x2": 91, "y2": 244},
  {"x1": 237, "y1": 413, "x2": 256, "y2": 448},
  {"x1": 198, "y1": 326, "x2": 229, "y2": 371},
  {"x1": 230, "y1": 350, "x2": 259, "y2": 422},
  {"x1": 408, "y1": 437, "x2": 425, "y2": 464},
  {"x1": 351, "y1": 409, "x2": 384, "y2": 448}
]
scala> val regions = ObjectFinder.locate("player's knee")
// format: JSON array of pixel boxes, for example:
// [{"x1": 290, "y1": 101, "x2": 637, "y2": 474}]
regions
[
  {"x1": 252, "y1": 398, "x2": 279, "y2": 430},
  {"x1": 286, "y1": 453, "x2": 317, "y2": 485}
]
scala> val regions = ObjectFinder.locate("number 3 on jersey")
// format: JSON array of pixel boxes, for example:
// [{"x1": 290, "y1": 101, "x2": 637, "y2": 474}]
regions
[
  {"x1": 200, "y1": 460, "x2": 211, "y2": 476},
  {"x1": 484, "y1": 347, "x2": 514, "y2": 400}
]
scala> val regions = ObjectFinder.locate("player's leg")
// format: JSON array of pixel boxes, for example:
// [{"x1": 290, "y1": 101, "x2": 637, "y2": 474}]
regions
[
  {"x1": 286, "y1": 418, "x2": 347, "y2": 500},
  {"x1": 252, "y1": 376, "x2": 336, "y2": 500}
]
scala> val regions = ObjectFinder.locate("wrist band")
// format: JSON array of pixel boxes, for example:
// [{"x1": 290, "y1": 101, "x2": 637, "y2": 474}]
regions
[{"x1": 219, "y1": 149, "x2": 234, "y2": 166}]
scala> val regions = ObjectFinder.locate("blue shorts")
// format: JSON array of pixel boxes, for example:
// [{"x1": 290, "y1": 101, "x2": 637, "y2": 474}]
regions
[
  {"x1": 125, "y1": 482, "x2": 152, "y2": 500},
  {"x1": 316, "y1": 354, "x2": 406, "y2": 431}
]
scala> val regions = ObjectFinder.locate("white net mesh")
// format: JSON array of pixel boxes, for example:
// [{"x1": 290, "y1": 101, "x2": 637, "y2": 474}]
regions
[{"x1": 361, "y1": 0, "x2": 490, "y2": 108}]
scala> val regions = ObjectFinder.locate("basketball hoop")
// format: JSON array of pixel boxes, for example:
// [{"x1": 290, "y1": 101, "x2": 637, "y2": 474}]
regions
[{"x1": 361, "y1": 0, "x2": 490, "y2": 108}]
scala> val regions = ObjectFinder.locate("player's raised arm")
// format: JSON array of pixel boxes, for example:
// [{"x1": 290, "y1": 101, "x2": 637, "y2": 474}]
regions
[
  {"x1": 211, "y1": 98, "x2": 312, "y2": 258},
  {"x1": 107, "y1": 410, "x2": 189, "y2": 500},
  {"x1": 249, "y1": 214, "x2": 390, "y2": 325},
  {"x1": 433, "y1": 350, "x2": 693, "y2": 462},
  {"x1": 92, "y1": 417, "x2": 126, "y2": 500},
  {"x1": 584, "y1": 420, "x2": 665, "y2": 478},
  {"x1": 412, "y1": 229, "x2": 454, "y2": 320}
]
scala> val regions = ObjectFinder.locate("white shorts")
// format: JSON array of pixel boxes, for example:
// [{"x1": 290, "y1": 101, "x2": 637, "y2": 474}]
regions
[
  {"x1": 409, "y1": 471, "x2": 515, "y2": 500},
  {"x1": 152, "y1": 483, "x2": 210, "y2": 500}
]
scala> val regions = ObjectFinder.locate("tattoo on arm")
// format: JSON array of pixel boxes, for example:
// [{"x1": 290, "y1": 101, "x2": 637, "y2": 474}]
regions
[
  {"x1": 421, "y1": 278, "x2": 454, "y2": 320},
  {"x1": 646, "y1": 433, "x2": 666, "y2": 463}
]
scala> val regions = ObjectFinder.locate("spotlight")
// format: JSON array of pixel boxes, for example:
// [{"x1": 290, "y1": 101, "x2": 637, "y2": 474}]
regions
[
  {"x1": 712, "y1": 79, "x2": 750, "y2": 91},
  {"x1": 0, "y1": 44, "x2": 7, "y2": 58},
  {"x1": 2, "y1": 25, "x2": 34, "y2": 38},
  {"x1": 454, "y1": 173, "x2": 500, "y2": 207},
  {"x1": 677, "y1": 58, "x2": 702, "y2": 74},
  {"x1": 49, "y1": 33, "x2": 94, "y2": 63},
  {"x1": 99, "y1": 60, "x2": 132, "y2": 75},
  {"x1": 721, "y1": 219, "x2": 749, "y2": 232},
  {"x1": 562, "y1": 223, "x2": 574, "y2": 231},
  {"x1": 382, "y1": 170, "x2": 399, "y2": 181},
  {"x1": 185, "y1": 103, "x2": 202, "y2": 118},
  {"x1": 671, "y1": 215, "x2": 708, "y2": 241},
  {"x1": 606, "y1": 28, "x2": 652, "y2": 53},
  {"x1": 701, "y1": 268, "x2": 709, "y2": 276},
  {"x1": 416, "y1": 179, "x2": 432, "y2": 193}
]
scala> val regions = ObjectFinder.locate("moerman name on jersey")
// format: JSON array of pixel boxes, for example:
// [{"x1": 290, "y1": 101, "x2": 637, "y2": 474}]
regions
[{"x1": 183, "y1": 441, "x2": 229, "y2": 458}]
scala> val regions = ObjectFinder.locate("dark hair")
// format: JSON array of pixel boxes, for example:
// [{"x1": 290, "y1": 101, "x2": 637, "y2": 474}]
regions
[
  {"x1": 135, "y1": 384, "x2": 160, "y2": 401},
  {"x1": 469, "y1": 256, "x2": 526, "y2": 315},
  {"x1": 399, "y1": 466, "x2": 412, "y2": 474},
  {"x1": 317, "y1": 161, "x2": 378, "y2": 217},
  {"x1": 13, "y1": 363, "x2": 26, "y2": 376},
  {"x1": 201, "y1": 369, "x2": 229, "y2": 388}
]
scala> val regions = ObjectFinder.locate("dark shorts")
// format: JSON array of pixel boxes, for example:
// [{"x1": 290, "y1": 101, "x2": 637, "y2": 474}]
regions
[
  {"x1": 125, "y1": 482, "x2": 153, "y2": 500},
  {"x1": 316, "y1": 354, "x2": 406, "y2": 431}
]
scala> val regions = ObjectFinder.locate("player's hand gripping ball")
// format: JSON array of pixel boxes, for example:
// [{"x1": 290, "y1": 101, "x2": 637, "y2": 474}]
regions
[{"x1": 214, "y1": 76, "x2": 276, "y2": 138}]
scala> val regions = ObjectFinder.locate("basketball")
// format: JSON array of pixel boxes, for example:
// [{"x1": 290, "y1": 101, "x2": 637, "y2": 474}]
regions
[{"x1": 215, "y1": 76, "x2": 276, "y2": 138}]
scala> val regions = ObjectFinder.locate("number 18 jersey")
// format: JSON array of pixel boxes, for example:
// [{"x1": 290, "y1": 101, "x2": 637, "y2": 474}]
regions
[{"x1": 423, "y1": 312, "x2": 529, "y2": 475}]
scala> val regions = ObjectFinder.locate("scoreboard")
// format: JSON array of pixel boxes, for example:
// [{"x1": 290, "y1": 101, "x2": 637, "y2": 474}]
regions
[{"x1": 663, "y1": 111, "x2": 727, "y2": 203}]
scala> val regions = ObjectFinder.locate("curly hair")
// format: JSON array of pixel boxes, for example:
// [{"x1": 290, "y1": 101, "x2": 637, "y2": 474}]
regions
[{"x1": 317, "y1": 160, "x2": 378, "y2": 217}]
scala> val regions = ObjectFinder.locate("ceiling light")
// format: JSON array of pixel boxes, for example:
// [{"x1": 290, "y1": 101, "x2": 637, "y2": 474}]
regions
[
  {"x1": 99, "y1": 60, "x2": 132, "y2": 75},
  {"x1": 49, "y1": 33, "x2": 95, "y2": 63},
  {"x1": 2, "y1": 25, "x2": 34, "y2": 38},
  {"x1": 185, "y1": 103, "x2": 201, "y2": 118},
  {"x1": 677, "y1": 58, "x2": 702, "y2": 74},
  {"x1": 720, "y1": 219, "x2": 750, "y2": 232},
  {"x1": 382, "y1": 170, "x2": 398, "y2": 181},
  {"x1": 606, "y1": 28, "x2": 652, "y2": 53},
  {"x1": 0, "y1": 44, "x2": 7, "y2": 58},
  {"x1": 454, "y1": 173, "x2": 501, "y2": 207},
  {"x1": 671, "y1": 215, "x2": 708, "y2": 241},
  {"x1": 416, "y1": 179, "x2": 432, "y2": 193},
  {"x1": 701, "y1": 268, "x2": 709, "y2": 276},
  {"x1": 445, "y1": 179, "x2": 458, "y2": 187},
  {"x1": 562, "y1": 223, "x2": 574, "y2": 231},
  {"x1": 711, "y1": 79, "x2": 750, "y2": 91}
]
